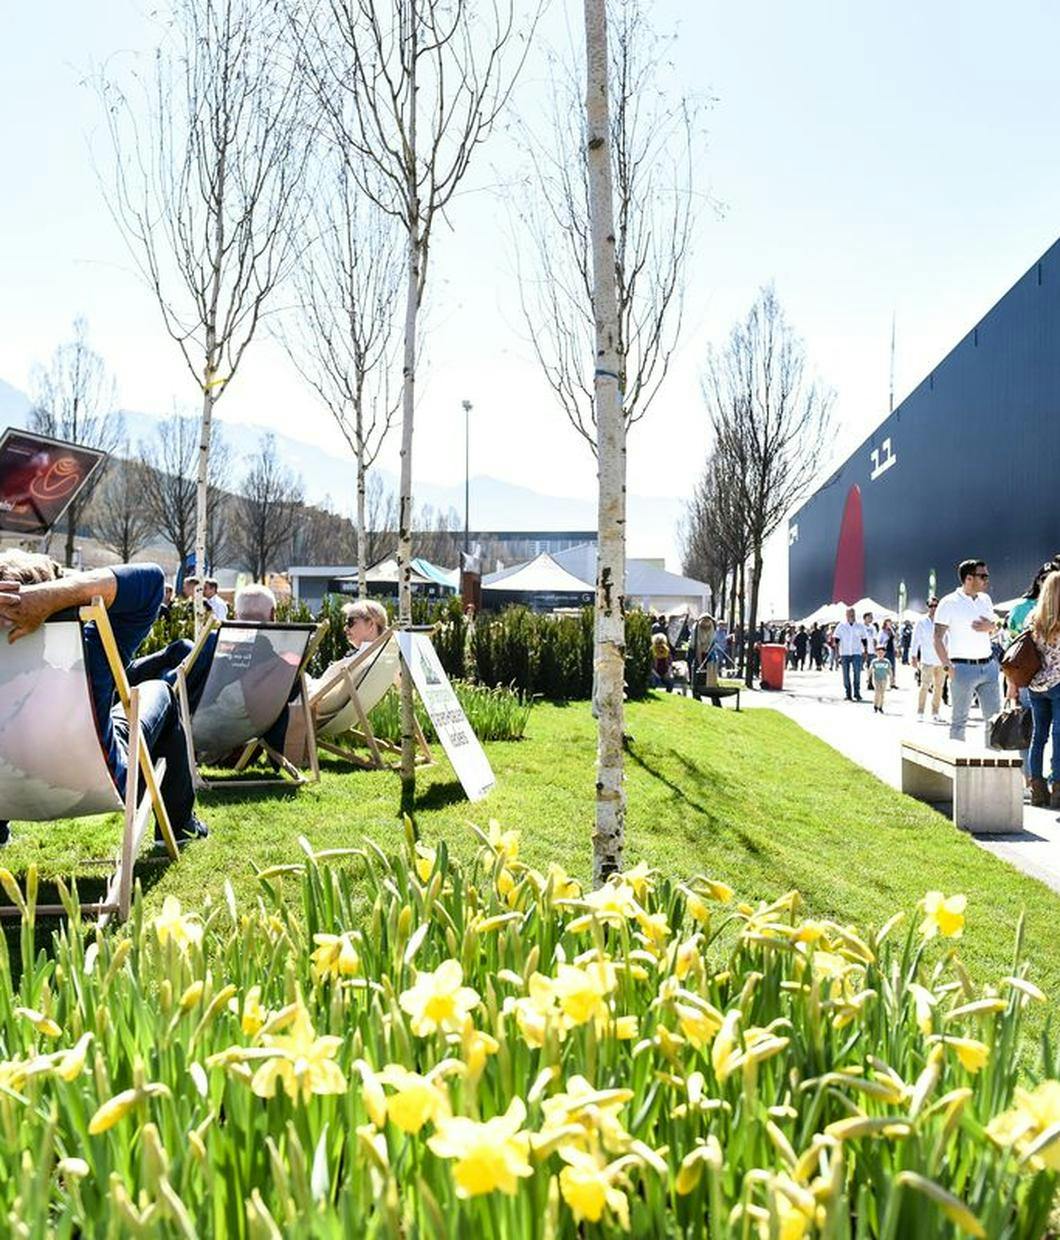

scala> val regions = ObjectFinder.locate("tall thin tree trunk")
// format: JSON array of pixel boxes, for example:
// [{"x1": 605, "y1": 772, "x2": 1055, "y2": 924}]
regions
[
  {"x1": 65, "y1": 508, "x2": 76, "y2": 568},
  {"x1": 356, "y1": 446, "x2": 367, "y2": 600},
  {"x1": 585, "y1": 0, "x2": 626, "y2": 886},
  {"x1": 745, "y1": 548, "x2": 763, "y2": 688},
  {"x1": 398, "y1": 8, "x2": 420, "y2": 813},
  {"x1": 195, "y1": 378, "x2": 216, "y2": 634}
]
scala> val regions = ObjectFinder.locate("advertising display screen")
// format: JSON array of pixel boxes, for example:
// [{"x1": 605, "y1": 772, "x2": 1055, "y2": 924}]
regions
[{"x1": 0, "y1": 428, "x2": 107, "y2": 535}]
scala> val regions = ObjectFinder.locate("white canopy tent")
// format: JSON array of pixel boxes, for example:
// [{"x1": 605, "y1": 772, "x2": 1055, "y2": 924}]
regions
[{"x1": 482, "y1": 553, "x2": 595, "y2": 596}]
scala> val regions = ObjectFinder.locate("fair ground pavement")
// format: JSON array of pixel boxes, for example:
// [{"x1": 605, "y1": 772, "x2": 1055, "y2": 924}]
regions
[{"x1": 734, "y1": 664, "x2": 1060, "y2": 895}]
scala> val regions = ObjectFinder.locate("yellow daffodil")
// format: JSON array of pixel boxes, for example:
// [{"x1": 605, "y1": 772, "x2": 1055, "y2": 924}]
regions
[
  {"x1": 674, "y1": 936, "x2": 702, "y2": 981},
  {"x1": 427, "y1": 1097, "x2": 534, "y2": 1197},
  {"x1": 636, "y1": 910, "x2": 671, "y2": 956},
  {"x1": 675, "y1": 1000, "x2": 723, "y2": 1050},
  {"x1": 310, "y1": 932, "x2": 361, "y2": 983},
  {"x1": 508, "y1": 974, "x2": 562, "y2": 1048},
  {"x1": 558, "y1": 1147, "x2": 630, "y2": 1229},
  {"x1": 458, "y1": 1021, "x2": 499, "y2": 1081},
  {"x1": 919, "y1": 892, "x2": 966, "y2": 939},
  {"x1": 552, "y1": 961, "x2": 616, "y2": 1027},
  {"x1": 241, "y1": 986, "x2": 267, "y2": 1037},
  {"x1": 986, "y1": 1079, "x2": 1060, "y2": 1170},
  {"x1": 152, "y1": 896, "x2": 203, "y2": 953},
  {"x1": 15, "y1": 1007, "x2": 61, "y2": 1039},
  {"x1": 377, "y1": 1065, "x2": 450, "y2": 1133},
  {"x1": 697, "y1": 877, "x2": 734, "y2": 904},
  {"x1": 56, "y1": 1033, "x2": 93, "y2": 1082},
  {"x1": 88, "y1": 1081, "x2": 171, "y2": 1135},
  {"x1": 400, "y1": 960, "x2": 480, "y2": 1037},
  {"x1": 684, "y1": 890, "x2": 711, "y2": 926},
  {"x1": 250, "y1": 1001, "x2": 347, "y2": 1104},
  {"x1": 486, "y1": 820, "x2": 520, "y2": 864},
  {"x1": 566, "y1": 880, "x2": 640, "y2": 932},
  {"x1": 908, "y1": 983, "x2": 939, "y2": 1035},
  {"x1": 545, "y1": 863, "x2": 581, "y2": 900},
  {"x1": 414, "y1": 843, "x2": 436, "y2": 884},
  {"x1": 539, "y1": 1075, "x2": 634, "y2": 1155},
  {"x1": 930, "y1": 1036, "x2": 990, "y2": 1074},
  {"x1": 621, "y1": 860, "x2": 653, "y2": 901},
  {"x1": 712, "y1": 1010, "x2": 741, "y2": 1083}
]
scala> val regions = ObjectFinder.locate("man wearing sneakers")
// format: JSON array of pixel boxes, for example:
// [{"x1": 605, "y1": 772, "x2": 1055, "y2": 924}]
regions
[
  {"x1": 911, "y1": 597, "x2": 946, "y2": 720},
  {"x1": 833, "y1": 606, "x2": 868, "y2": 701},
  {"x1": 933, "y1": 559, "x2": 1001, "y2": 744}
]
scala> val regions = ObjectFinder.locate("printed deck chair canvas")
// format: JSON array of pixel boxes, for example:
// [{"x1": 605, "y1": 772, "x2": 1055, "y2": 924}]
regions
[
  {"x1": 177, "y1": 619, "x2": 325, "y2": 788},
  {"x1": 292, "y1": 629, "x2": 431, "y2": 771},
  {"x1": 0, "y1": 598, "x2": 178, "y2": 924}
]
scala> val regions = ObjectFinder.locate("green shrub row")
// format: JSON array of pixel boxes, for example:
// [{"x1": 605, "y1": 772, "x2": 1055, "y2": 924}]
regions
[{"x1": 136, "y1": 595, "x2": 653, "y2": 701}]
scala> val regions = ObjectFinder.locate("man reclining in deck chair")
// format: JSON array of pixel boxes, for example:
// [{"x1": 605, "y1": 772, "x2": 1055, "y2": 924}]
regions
[{"x1": 0, "y1": 552, "x2": 207, "y2": 847}]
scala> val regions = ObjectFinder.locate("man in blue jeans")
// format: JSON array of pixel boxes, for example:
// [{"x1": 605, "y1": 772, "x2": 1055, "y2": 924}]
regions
[
  {"x1": 832, "y1": 606, "x2": 868, "y2": 701},
  {"x1": 933, "y1": 558, "x2": 1001, "y2": 744},
  {"x1": 0, "y1": 553, "x2": 207, "y2": 847}
]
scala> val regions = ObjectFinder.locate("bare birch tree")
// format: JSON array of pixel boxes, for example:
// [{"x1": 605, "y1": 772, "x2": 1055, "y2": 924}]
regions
[
  {"x1": 101, "y1": 0, "x2": 307, "y2": 625},
  {"x1": 88, "y1": 448, "x2": 156, "y2": 562},
  {"x1": 705, "y1": 287, "x2": 834, "y2": 686},
  {"x1": 583, "y1": 0, "x2": 627, "y2": 883},
  {"x1": 279, "y1": 155, "x2": 402, "y2": 597},
  {"x1": 516, "y1": 0, "x2": 701, "y2": 451},
  {"x1": 234, "y1": 434, "x2": 304, "y2": 582},
  {"x1": 29, "y1": 317, "x2": 124, "y2": 566},
  {"x1": 293, "y1": 0, "x2": 538, "y2": 808},
  {"x1": 140, "y1": 412, "x2": 233, "y2": 576}
]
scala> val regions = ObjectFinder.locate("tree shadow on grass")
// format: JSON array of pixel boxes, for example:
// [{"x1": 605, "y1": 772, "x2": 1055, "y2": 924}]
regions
[{"x1": 414, "y1": 780, "x2": 469, "y2": 813}]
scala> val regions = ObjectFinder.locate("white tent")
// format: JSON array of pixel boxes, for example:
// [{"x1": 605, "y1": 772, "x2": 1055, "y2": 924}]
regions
[
  {"x1": 482, "y1": 553, "x2": 595, "y2": 595},
  {"x1": 551, "y1": 544, "x2": 711, "y2": 615},
  {"x1": 852, "y1": 597, "x2": 898, "y2": 620},
  {"x1": 798, "y1": 601, "x2": 849, "y2": 626},
  {"x1": 901, "y1": 607, "x2": 926, "y2": 623}
]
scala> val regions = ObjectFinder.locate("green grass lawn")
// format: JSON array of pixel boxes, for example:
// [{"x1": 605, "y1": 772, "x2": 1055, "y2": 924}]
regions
[{"x1": 5, "y1": 693, "x2": 1060, "y2": 1030}]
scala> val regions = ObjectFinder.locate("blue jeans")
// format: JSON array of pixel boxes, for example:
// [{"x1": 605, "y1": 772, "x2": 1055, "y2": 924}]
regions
[
  {"x1": 1028, "y1": 682, "x2": 1060, "y2": 783},
  {"x1": 949, "y1": 659, "x2": 1001, "y2": 743},
  {"x1": 841, "y1": 654, "x2": 862, "y2": 699},
  {"x1": 111, "y1": 680, "x2": 196, "y2": 832}
]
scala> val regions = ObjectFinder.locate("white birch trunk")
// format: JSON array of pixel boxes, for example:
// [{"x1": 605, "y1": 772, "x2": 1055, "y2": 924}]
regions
[
  {"x1": 398, "y1": 5, "x2": 420, "y2": 812},
  {"x1": 194, "y1": 372, "x2": 216, "y2": 635},
  {"x1": 356, "y1": 440, "x2": 367, "y2": 601},
  {"x1": 584, "y1": 0, "x2": 627, "y2": 885}
]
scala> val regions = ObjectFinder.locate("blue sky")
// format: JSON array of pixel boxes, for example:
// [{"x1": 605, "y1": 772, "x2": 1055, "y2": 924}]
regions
[{"x1": 2, "y1": 2, "x2": 1059, "y2": 595}]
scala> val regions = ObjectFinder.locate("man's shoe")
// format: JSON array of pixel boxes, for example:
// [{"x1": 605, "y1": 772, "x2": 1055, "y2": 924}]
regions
[
  {"x1": 1030, "y1": 779, "x2": 1050, "y2": 808},
  {"x1": 155, "y1": 815, "x2": 209, "y2": 852},
  {"x1": 0, "y1": 821, "x2": 9, "y2": 847}
]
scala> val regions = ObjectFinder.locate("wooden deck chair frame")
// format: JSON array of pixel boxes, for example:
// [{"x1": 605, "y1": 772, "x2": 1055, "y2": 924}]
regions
[
  {"x1": 308, "y1": 628, "x2": 432, "y2": 771},
  {"x1": 0, "y1": 597, "x2": 179, "y2": 926},
  {"x1": 176, "y1": 619, "x2": 327, "y2": 790}
]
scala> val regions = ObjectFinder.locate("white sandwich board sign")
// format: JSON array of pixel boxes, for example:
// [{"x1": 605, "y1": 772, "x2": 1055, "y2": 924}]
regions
[{"x1": 397, "y1": 631, "x2": 495, "y2": 802}]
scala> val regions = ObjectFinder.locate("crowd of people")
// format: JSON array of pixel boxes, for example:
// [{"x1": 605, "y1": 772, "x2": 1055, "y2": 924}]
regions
[{"x1": 0, "y1": 553, "x2": 389, "y2": 848}]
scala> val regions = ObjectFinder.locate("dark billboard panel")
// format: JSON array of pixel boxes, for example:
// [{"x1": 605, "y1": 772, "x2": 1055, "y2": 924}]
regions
[
  {"x1": 789, "y1": 238, "x2": 1060, "y2": 618},
  {"x1": 0, "y1": 428, "x2": 107, "y2": 535}
]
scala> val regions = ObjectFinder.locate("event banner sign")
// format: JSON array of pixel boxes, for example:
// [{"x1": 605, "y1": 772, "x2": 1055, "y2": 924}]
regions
[
  {"x1": 0, "y1": 428, "x2": 107, "y2": 535},
  {"x1": 397, "y1": 631, "x2": 495, "y2": 802}
]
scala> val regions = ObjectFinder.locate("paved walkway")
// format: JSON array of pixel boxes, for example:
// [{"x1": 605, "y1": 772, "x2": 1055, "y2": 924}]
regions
[{"x1": 734, "y1": 665, "x2": 1060, "y2": 894}]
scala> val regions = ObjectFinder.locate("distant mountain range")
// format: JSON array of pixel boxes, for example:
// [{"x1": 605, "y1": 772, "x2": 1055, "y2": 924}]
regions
[{"x1": 0, "y1": 378, "x2": 685, "y2": 564}]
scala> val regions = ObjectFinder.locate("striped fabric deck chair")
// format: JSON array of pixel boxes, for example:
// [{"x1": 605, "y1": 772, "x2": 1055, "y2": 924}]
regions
[
  {"x1": 176, "y1": 619, "x2": 326, "y2": 788},
  {"x1": 287, "y1": 629, "x2": 431, "y2": 770},
  {"x1": 0, "y1": 597, "x2": 178, "y2": 923}
]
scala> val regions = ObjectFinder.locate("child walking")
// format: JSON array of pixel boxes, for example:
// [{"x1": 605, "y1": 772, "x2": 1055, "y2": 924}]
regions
[{"x1": 871, "y1": 643, "x2": 892, "y2": 713}]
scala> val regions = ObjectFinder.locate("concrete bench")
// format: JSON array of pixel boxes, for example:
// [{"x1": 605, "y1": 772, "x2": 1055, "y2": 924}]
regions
[{"x1": 900, "y1": 738, "x2": 1024, "y2": 834}]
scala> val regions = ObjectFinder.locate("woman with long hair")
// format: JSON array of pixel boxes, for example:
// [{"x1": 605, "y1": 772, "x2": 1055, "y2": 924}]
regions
[{"x1": 1027, "y1": 570, "x2": 1060, "y2": 808}]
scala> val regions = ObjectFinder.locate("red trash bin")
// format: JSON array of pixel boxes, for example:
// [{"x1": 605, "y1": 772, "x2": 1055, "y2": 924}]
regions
[{"x1": 758, "y1": 643, "x2": 787, "y2": 691}]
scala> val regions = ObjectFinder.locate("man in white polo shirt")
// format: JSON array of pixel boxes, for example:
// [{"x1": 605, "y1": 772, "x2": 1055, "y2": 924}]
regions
[
  {"x1": 911, "y1": 597, "x2": 945, "y2": 721},
  {"x1": 832, "y1": 606, "x2": 868, "y2": 702},
  {"x1": 933, "y1": 559, "x2": 1001, "y2": 743}
]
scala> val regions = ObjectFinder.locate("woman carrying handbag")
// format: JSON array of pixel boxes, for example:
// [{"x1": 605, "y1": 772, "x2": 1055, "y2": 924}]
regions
[{"x1": 1027, "y1": 569, "x2": 1060, "y2": 809}]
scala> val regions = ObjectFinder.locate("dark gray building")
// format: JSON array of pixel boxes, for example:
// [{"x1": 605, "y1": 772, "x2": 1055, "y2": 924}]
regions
[{"x1": 789, "y1": 238, "x2": 1060, "y2": 618}]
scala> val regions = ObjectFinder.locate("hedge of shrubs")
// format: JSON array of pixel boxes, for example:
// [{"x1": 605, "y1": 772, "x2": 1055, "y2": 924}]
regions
[{"x1": 138, "y1": 596, "x2": 654, "y2": 701}]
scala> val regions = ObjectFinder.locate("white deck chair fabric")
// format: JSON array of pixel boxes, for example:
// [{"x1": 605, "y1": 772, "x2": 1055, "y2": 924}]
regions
[
  {"x1": 312, "y1": 636, "x2": 401, "y2": 741},
  {"x1": 191, "y1": 623, "x2": 316, "y2": 764},
  {"x1": 0, "y1": 618, "x2": 122, "y2": 819}
]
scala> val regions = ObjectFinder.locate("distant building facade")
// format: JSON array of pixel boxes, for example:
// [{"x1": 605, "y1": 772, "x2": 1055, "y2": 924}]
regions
[{"x1": 789, "y1": 237, "x2": 1060, "y2": 618}]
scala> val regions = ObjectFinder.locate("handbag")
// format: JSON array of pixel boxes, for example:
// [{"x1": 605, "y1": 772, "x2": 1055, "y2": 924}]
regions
[
  {"x1": 1001, "y1": 629, "x2": 1041, "y2": 689},
  {"x1": 989, "y1": 702, "x2": 1033, "y2": 750}
]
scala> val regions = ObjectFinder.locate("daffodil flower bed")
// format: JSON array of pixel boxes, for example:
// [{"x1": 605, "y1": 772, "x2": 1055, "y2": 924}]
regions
[{"x1": 0, "y1": 826, "x2": 1056, "y2": 1238}]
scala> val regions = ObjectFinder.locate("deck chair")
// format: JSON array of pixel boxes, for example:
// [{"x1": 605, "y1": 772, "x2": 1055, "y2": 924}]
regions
[
  {"x1": 176, "y1": 619, "x2": 325, "y2": 788},
  {"x1": 0, "y1": 598, "x2": 178, "y2": 924},
  {"x1": 289, "y1": 629, "x2": 431, "y2": 771}
]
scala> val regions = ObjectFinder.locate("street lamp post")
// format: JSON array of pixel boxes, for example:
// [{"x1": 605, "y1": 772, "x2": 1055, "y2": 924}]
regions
[{"x1": 462, "y1": 399, "x2": 472, "y2": 556}]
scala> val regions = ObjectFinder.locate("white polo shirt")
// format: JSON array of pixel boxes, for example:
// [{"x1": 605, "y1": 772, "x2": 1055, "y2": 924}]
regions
[
  {"x1": 833, "y1": 621, "x2": 867, "y2": 657},
  {"x1": 206, "y1": 594, "x2": 229, "y2": 622},
  {"x1": 934, "y1": 588, "x2": 995, "y2": 659}
]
